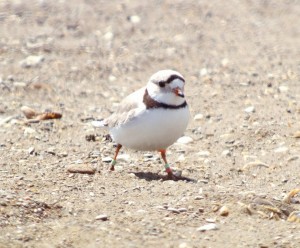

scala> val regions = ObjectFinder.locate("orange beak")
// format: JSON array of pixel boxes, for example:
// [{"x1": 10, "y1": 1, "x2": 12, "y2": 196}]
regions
[{"x1": 172, "y1": 87, "x2": 184, "y2": 98}]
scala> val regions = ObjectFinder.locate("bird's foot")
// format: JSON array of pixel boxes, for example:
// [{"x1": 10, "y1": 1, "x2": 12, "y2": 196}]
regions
[
  {"x1": 110, "y1": 159, "x2": 116, "y2": 171},
  {"x1": 164, "y1": 164, "x2": 182, "y2": 180}
]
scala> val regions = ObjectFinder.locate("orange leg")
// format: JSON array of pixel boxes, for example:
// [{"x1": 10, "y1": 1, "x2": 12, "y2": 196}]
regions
[
  {"x1": 159, "y1": 149, "x2": 173, "y2": 177},
  {"x1": 110, "y1": 144, "x2": 122, "y2": 171}
]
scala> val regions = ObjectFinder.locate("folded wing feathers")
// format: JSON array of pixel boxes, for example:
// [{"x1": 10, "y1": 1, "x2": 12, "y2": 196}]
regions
[{"x1": 92, "y1": 87, "x2": 145, "y2": 128}]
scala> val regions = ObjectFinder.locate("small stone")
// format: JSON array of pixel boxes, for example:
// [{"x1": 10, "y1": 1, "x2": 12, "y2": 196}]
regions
[
  {"x1": 117, "y1": 154, "x2": 130, "y2": 162},
  {"x1": 287, "y1": 211, "x2": 300, "y2": 223},
  {"x1": 137, "y1": 209, "x2": 147, "y2": 214},
  {"x1": 178, "y1": 242, "x2": 192, "y2": 248},
  {"x1": 95, "y1": 214, "x2": 108, "y2": 221},
  {"x1": 144, "y1": 153, "x2": 153, "y2": 158},
  {"x1": 197, "y1": 223, "x2": 218, "y2": 232},
  {"x1": 20, "y1": 55, "x2": 44, "y2": 68},
  {"x1": 244, "y1": 106, "x2": 255, "y2": 113},
  {"x1": 67, "y1": 164, "x2": 96, "y2": 174},
  {"x1": 128, "y1": 15, "x2": 141, "y2": 24},
  {"x1": 221, "y1": 58, "x2": 229, "y2": 67},
  {"x1": 197, "y1": 151, "x2": 210, "y2": 157},
  {"x1": 21, "y1": 106, "x2": 38, "y2": 119},
  {"x1": 287, "y1": 156, "x2": 299, "y2": 162},
  {"x1": 222, "y1": 150, "x2": 231, "y2": 156},
  {"x1": 86, "y1": 134, "x2": 97, "y2": 142},
  {"x1": 176, "y1": 136, "x2": 193, "y2": 144},
  {"x1": 28, "y1": 147, "x2": 35, "y2": 155},
  {"x1": 178, "y1": 208, "x2": 187, "y2": 212},
  {"x1": 102, "y1": 157, "x2": 112, "y2": 163},
  {"x1": 90, "y1": 150, "x2": 101, "y2": 158},
  {"x1": 168, "y1": 207, "x2": 180, "y2": 214},
  {"x1": 13, "y1": 82, "x2": 27, "y2": 88},
  {"x1": 219, "y1": 206, "x2": 229, "y2": 216},
  {"x1": 293, "y1": 131, "x2": 300, "y2": 138},
  {"x1": 103, "y1": 32, "x2": 114, "y2": 40},
  {"x1": 274, "y1": 146, "x2": 288, "y2": 153},
  {"x1": 194, "y1": 113, "x2": 204, "y2": 120},
  {"x1": 194, "y1": 196, "x2": 204, "y2": 200},
  {"x1": 243, "y1": 161, "x2": 269, "y2": 170},
  {"x1": 108, "y1": 75, "x2": 116, "y2": 82},
  {"x1": 24, "y1": 127, "x2": 36, "y2": 135},
  {"x1": 177, "y1": 154, "x2": 185, "y2": 162},
  {"x1": 205, "y1": 218, "x2": 216, "y2": 223},
  {"x1": 198, "y1": 208, "x2": 204, "y2": 213},
  {"x1": 200, "y1": 68, "x2": 208, "y2": 76},
  {"x1": 278, "y1": 85, "x2": 289, "y2": 93}
]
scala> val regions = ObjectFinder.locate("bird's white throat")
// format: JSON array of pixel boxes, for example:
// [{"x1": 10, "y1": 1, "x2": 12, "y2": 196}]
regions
[{"x1": 146, "y1": 82, "x2": 186, "y2": 106}]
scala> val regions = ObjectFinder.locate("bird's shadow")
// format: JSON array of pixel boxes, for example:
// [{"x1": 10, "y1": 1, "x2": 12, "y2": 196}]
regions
[{"x1": 129, "y1": 171, "x2": 197, "y2": 183}]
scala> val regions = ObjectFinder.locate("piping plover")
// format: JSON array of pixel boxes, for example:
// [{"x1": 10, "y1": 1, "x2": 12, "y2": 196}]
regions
[{"x1": 93, "y1": 70, "x2": 190, "y2": 179}]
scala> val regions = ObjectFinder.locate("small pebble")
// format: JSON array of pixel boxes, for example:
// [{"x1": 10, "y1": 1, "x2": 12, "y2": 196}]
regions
[
  {"x1": 128, "y1": 15, "x2": 141, "y2": 24},
  {"x1": 24, "y1": 127, "x2": 36, "y2": 135},
  {"x1": 95, "y1": 214, "x2": 108, "y2": 221},
  {"x1": 219, "y1": 206, "x2": 229, "y2": 216},
  {"x1": 198, "y1": 208, "x2": 204, "y2": 213},
  {"x1": 222, "y1": 150, "x2": 231, "y2": 156},
  {"x1": 168, "y1": 207, "x2": 180, "y2": 214},
  {"x1": 194, "y1": 196, "x2": 204, "y2": 200},
  {"x1": 58, "y1": 152, "x2": 68, "y2": 157},
  {"x1": 144, "y1": 153, "x2": 153, "y2": 158},
  {"x1": 108, "y1": 75, "x2": 116, "y2": 82},
  {"x1": 287, "y1": 156, "x2": 299, "y2": 162},
  {"x1": 293, "y1": 131, "x2": 300, "y2": 138},
  {"x1": 197, "y1": 151, "x2": 210, "y2": 157},
  {"x1": 278, "y1": 85, "x2": 289, "y2": 93},
  {"x1": 13, "y1": 82, "x2": 27, "y2": 88},
  {"x1": 244, "y1": 106, "x2": 255, "y2": 113},
  {"x1": 20, "y1": 55, "x2": 44, "y2": 68},
  {"x1": 117, "y1": 154, "x2": 130, "y2": 161},
  {"x1": 221, "y1": 58, "x2": 229, "y2": 67},
  {"x1": 205, "y1": 218, "x2": 216, "y2": 223},
  {"x1": 28, "y1": 147, "x2": 35, "y2": 155},
  {"x1": 103, "y1": 32, "x2": 114, "y2": 41},
  {"x1": 274, "y1": 146, "x2": 288, "y2": 153},
  {"x1": 194, "y1": 113, "x2": 204, "y2": 120},
  {"x1": 197, "y1": 223, "x2": 218, "y2": 232},
  {"x1": 287, "y1": 211, "x2": 300, "y2": 223},
  {"x1": 177, "y1": 154, "x2": 185, "y2": 162},
  {"x1": 199, "y1": 68, "x2": 208, "y2": 76},
  {"x1": 176, "y1": 136, "x2": 193, "y2": 144},
  {"x1": 102, "y1": 157, "x2": 112, "y2": 163},
  {"x1": 67, "y1": 164, "x2": 96, "y2": 174},
  {"x1": 178, "y1": 208, "x2": 187, "y2": 212}
]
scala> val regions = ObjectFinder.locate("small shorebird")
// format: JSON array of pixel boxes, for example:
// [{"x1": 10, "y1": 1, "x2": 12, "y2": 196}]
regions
[{"x1": 93, "y1": 70, "x2": 190, "y2": 179}]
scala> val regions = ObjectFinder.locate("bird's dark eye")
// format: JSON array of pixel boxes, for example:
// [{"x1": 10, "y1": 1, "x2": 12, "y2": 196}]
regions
[{"x1": 159, "y1": 81, "x2": 165, "y2": 87}]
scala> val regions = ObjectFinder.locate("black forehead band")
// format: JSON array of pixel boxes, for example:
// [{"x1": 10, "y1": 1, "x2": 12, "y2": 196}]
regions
[{"x1": 165, "y1": 74, "x2": 185, "y2": 84}]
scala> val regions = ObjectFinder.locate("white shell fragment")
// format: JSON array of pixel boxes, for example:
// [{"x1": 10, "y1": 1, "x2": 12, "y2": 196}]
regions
[
  {"x1": 20, "y1": 55, "x2": 44, "y2": 68},
  {"x1": 176, "y1": 136, "x2": 193, "y2": 144},
  {"x1": 197, "y1": 223, "x2": 219, "y2": 232},
  {"x1": 274, "y1": 146, "x2": 289, "y2": 153},
  {"x1": 244, "y1": 106, "x2": 255, "y2": 113}
]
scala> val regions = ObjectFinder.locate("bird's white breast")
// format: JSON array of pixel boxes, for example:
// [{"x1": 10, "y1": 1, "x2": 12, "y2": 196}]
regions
[{"x1": 110, "y1": 106, "x2": 190, "y2": 151}]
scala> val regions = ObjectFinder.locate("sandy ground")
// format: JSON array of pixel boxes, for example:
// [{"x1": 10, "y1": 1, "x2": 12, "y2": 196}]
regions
[{"x1": 0, "y1": 0, "x2": 300, "y2": 247}]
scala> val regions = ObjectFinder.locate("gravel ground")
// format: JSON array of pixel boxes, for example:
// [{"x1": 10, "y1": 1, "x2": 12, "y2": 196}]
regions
[{"x1": 0, "y1": 0, "x2": 300, "y2": 247}]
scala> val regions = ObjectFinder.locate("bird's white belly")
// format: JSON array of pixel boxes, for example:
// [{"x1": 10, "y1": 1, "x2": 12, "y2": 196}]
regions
[{"x1": 110, "y1": 107, "x2": 189, "y2": 151}]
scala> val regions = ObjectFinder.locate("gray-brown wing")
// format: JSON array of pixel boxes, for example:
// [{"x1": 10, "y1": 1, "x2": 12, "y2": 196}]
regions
[{"x1": 104, "y1": 87, "x2": 146, "y2": 128}]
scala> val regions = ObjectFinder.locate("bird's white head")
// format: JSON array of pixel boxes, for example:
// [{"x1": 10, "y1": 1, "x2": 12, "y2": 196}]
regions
[{"x1": 147, "y1": 70, "x2": 186, "y2": 106}]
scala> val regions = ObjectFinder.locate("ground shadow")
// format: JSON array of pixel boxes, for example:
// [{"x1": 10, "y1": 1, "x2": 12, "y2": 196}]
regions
[{"x1": 129, "y1": 171, "x2": 197, "y2": 183}]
